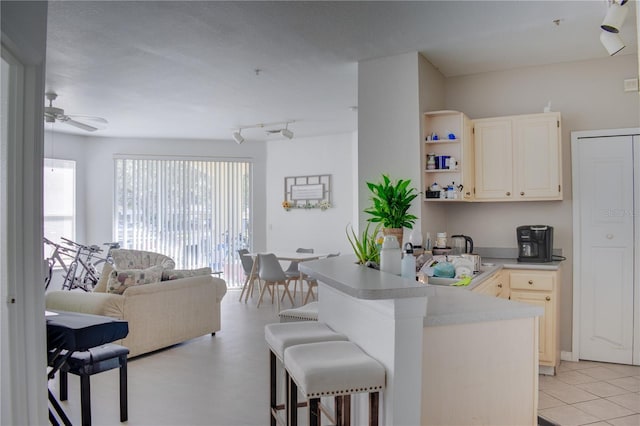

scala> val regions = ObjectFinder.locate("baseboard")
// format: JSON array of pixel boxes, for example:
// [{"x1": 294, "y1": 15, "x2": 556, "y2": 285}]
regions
[{"x1": 561, "y1": 351, "x2": 577, "y2": 362}]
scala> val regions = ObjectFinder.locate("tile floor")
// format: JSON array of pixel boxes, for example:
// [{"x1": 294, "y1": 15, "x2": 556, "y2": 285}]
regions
[
  {"x1": 538, "y1": 360, "x2": 640, "y2": 426},
  {"x1": 48, "y1": 288, "x2": 639, "y2": 425}
]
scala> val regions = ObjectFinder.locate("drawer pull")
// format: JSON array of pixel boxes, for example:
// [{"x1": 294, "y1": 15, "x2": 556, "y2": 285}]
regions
[
  {"x1": 520, "y1": 191, "x2": 525, "y2": 196},
  {"x1": 528, "y1": 280, "x2": 534, "y2": 285},
  {"x1": 497, "y1": 283, "x2": 502, "y2": 288},
  {"x1": 506, "y1": 192, "x2": 511, "y2": 196},
  {"x1": 545, "y1": 296, "x2": 551, "y2": 301}
]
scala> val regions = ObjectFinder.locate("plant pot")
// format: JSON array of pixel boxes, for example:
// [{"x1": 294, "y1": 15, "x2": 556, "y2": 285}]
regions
[{"x1": 383, "y1": 227, "x2": 404, "y2": 248}]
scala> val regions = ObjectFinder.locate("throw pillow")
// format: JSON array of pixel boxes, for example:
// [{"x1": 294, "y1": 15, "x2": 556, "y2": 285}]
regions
[
  {"x1": 92, "y1": 262, "x2": 113, "y2": 293},
  {"x1": 107, "y1": 265, "x2": 164, "y2": 295},
  {"x1": 162, "y1": 267, "x2": 212, "y2": 281}
]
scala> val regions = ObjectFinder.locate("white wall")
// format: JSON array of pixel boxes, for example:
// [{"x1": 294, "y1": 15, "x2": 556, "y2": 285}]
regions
[
  {"x1": 265, "y1": 132, "x2": 356, "y2": 254},
  {"x1": 358, "y1": 52, "x2": 422, "y2": 238}
]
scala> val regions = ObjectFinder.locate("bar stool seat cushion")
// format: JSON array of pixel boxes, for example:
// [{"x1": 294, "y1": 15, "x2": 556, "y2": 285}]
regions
[
  {"x1": 285, "y1": 341, "x2": 386, "y2": 398},
  {"x1": 278, "y1": 302, "x2": 319, "y2": 322},
  {"x1": 264, "y1": 321, "x2": 347, "y2": 360}
]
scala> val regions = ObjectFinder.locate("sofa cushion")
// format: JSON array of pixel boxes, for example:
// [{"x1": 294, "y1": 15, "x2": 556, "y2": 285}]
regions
[
  {"x1": 107, "y1": 265, "x2": 164, "y2": 294},
  {"x1": 162, "y1": 267, "x2": 212, "y2": 281},
  {"x1": 93, "y1": 263, "x2": 113, "y2": 293},
  {"x1": 111, "y1": 249, "x2": 176, "y2": 270}
]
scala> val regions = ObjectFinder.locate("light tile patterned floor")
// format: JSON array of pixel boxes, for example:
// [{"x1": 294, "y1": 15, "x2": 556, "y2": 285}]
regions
[{"x1": 539, "y1": 360, "x2": 640, "y2": 426}]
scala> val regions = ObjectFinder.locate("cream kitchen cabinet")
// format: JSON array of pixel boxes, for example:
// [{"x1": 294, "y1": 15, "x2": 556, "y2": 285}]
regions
[
  {"x1": 509, "y1": 269, "x2": 560, "y2": 374},
  {"x1": 473, "y1": 112, "x2": 562, "y2": 201},
  {"x1": 472, "y1": 270, "x2": 508, "y2": 299},
  {"x1": 423, "y1": 110, "x2": 474, "y2": 201}
]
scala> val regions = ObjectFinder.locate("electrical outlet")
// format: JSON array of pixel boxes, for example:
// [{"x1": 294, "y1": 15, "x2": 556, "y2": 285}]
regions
[{"x1": 623, "y1": 78, "x2": 639, "y2": 92}]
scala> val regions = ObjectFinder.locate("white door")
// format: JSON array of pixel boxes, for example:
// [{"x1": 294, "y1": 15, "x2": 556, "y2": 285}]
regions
[{"x1": 576, "y1": 136, "x2": 635, "y2": 364}]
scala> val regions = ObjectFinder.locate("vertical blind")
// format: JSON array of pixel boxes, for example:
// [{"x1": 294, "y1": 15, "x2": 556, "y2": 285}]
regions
[{"x1": 114, "y1": 157, "x2": 252, "y2": 288}]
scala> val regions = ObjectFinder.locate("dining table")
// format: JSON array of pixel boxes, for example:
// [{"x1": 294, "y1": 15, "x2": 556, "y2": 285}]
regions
[{"x1": 242, "y1": 252, "x2": 329, "y2": 304}]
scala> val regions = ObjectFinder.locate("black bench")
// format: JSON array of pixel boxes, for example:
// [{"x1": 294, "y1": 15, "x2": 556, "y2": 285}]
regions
[{"x1": 59, "y1": 343, "x2": 129, "y2": 426}]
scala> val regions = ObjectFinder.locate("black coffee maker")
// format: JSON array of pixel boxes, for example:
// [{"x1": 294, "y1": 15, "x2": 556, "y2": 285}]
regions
[{"x1": 517, "y1": 225, "x2": 553, "y2": 263}]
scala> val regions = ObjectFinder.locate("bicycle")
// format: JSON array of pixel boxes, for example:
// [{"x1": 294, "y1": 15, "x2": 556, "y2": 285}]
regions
[
  {"x1": 43, "y1": 237, "x2": 74, "y2": 290},
  {"x1": 59, "y1": 238, "x2": 120, "y2": 291}
]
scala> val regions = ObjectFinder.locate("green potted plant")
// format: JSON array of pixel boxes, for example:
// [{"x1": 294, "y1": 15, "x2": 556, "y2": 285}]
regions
[
  {"x1": 363, "y1": 174, "x2": 418, "y2": 247},
  {"x1": 346, "y1": 222, "x2": 381, "y2": 265}
]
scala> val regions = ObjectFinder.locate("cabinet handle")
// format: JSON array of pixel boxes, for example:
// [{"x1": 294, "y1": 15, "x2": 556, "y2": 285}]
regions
[
  {"x1": 506, "y1": 192, "x2": 511, "y2": 196},
  {"x1": 497, "y1": 283, "x2": 502, "y2": 288},
  {"x1": 528, "y1": 280, "x2": 534, "y2": 285},
  {"x1": 465, "y1": 192, "x2": 471, "y2": 196},
  {"x1": 520, "y1": 191, "x2": 525, "y2": 196},
  {"x1": 545, "y1": 296, "x2": 551, "y2": 301}
]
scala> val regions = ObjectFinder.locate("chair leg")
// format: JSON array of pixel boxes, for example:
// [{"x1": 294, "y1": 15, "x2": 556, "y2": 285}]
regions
[
  {"x1": 275, "y1": 282, "x2": 281, "y2": 311},
  {"x1": 288, "y1": 373, "x2": 297, "y2": 426},
  {"x1": 257, "y1": 281, "x2": 270, "y2": 308},
  {"x1": 269, "y1": 351, "x2": 277, "y2": 426},
  {"x1": 59, "y1": 370, "x2": 68, "y2": 401},
  {"x1": 281, "y1": 281, "x2": 294, "y2": 306},
  {"x1": 119, "y1": 355, "x2": 128, "y2": 422},
  {"x1": 79, "y1": 374, "x2": 91, "y2": 426},
  {"x1": 369, "y1": 392, "x2": 379, "y2": 426},
  {"x1": 303, "y1": 283, "x2": 316, "y2": 305},
  {"x1": 239, "y1": 274, "x2": 250, "y2": 302},
  {"x1": 309, "y1": 397, "x2": 320, "y2": 426},
  {"x1": 343, "y1": 394, "x2": 351, "y2": 426}
]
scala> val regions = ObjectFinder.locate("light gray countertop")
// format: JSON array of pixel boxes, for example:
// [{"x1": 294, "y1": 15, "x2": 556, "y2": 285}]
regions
[
  {"x1": 301, "y1": 255, "x2": 543, "y2": 328},
  {"x1": 300, "y1": 255, "x2": 433, "y2": 300}
]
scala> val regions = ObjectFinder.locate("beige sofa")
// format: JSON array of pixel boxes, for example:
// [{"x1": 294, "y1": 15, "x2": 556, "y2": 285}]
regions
[{"x1": 46, "y1": 262, "x2": 227, "y2": 357}]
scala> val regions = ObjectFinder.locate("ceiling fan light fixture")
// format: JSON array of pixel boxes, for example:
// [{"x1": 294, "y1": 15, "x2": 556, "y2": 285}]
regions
[
  {"x1": 232, "y1": 130, "x2": 245, "y2": 144},
  {"x1": 600, "y1": 30, "x2": 625, "y2": 55},
  {"x1": 601, "y1": 2, "x2": 628, "y2": 33}
]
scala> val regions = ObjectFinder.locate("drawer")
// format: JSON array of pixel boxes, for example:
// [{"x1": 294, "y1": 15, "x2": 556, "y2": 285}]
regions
[{"x1": 509, "y1": 272, "x2": 554, "y2": 291}]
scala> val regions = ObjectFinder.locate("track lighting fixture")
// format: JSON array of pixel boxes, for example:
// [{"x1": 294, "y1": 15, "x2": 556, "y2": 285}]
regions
[
  {"x1": 280, "y1": 123, "x2": 294, "y2": 139},
  {"x1": 600, "y1": 31, "x2": 625, "y2": 55},
  {"x1": 601, "y1": 1, "x2": 628, "y2": 33},
  {"x1": 231, "y1": 120, "x2": 296, "y2": 143},
  {"x1": 232, "y1": 130, "x2": 245, "y2": 144}
]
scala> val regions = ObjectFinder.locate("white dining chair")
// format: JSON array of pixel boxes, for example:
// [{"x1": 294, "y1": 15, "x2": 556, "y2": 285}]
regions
[
  {"x1": 303, "y1": 252, "x2": 340, "y2": 304},
  {"x1": 237, "y1": 249, "x2": 260, "y2": 302},
  {"x1": 284, "y1": 248, "x2": 313, "y2": 304},
  {"x1": 257, "y1": 253, "x2": 294, "y2": 310}
]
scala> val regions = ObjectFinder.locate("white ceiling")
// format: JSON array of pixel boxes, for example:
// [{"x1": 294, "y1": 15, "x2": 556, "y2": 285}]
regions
[{"x1": 45, "y1": 1, "x2": 638, "y2": 142}]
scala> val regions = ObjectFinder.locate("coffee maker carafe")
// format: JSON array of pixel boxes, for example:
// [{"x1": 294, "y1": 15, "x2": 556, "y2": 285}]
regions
[{"x1": 517, "y1": 225, "x2": 553, "y2": 263}]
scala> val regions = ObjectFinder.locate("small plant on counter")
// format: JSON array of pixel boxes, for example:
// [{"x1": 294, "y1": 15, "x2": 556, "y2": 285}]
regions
[{"x1": 346, "y1": 222, "x2": 381, "y2": 265}]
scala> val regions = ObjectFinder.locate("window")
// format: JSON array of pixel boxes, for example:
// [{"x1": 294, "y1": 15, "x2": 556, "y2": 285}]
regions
[
  {"x1": 114, "y1": 157, "x2": 252, "y2": 287},
  {"x1": 43, "y1": 158, "x2": 76, "y2": 256}
]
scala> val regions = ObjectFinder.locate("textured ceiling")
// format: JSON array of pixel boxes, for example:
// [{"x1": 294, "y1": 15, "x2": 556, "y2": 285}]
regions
[{"x1": 44, "y1": 1, "x2": 638, "y2": 141}]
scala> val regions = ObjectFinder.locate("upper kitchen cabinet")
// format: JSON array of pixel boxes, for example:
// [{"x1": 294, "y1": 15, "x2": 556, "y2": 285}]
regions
[
  {"x1": 423, "y1": 111, "x2": 474, "y2": 201},
  {"x1": 473, "y1": 112, "x2": 563, "y2": 201}
]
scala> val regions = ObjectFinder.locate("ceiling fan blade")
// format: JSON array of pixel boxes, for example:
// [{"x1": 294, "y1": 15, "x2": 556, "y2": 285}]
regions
[{"x1": 62, "y1": 117, "x2": 99, "y2": 132}]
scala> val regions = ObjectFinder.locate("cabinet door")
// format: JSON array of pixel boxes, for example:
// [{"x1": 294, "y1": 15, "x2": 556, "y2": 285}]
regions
[
  {"x1": 473, "y1": 118, "x2": 513, "y2": 200},
  {"x1": 513, "y1": 113, "x2": 562, "y2": 200},
  {"x1": 510, "y1": 290, "x2": 554, "y2": 365}
]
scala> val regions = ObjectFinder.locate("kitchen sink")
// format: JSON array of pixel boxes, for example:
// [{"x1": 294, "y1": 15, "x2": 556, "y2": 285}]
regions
[{"x1": 426, "y1": 276, "x2": 462, "y2": 286}]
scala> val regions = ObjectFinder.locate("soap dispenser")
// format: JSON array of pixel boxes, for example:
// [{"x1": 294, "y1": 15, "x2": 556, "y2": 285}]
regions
[{"x1": 401, "y1": 243, "x2": 416, "y2": 279}]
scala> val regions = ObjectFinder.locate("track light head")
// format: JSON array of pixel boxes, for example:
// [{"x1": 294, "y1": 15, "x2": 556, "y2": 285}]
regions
[
  {"x1": 601, "y1": 2, "x2": 628, "y2": 33},
  {"x1": 232, "y1": 130, "x2": 245, "y2": 144},
  {"x1": 281, "y1": 128, "x2": 294, "y2": 139},
  {"x1": 600, "y1": 30, "x2": 625, "y2": 55}
]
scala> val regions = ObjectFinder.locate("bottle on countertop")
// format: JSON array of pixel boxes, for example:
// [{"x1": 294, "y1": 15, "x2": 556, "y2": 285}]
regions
[
  {"x1": 401, "y1": 243, "x2": 416, "y2": 279},
  {"x1": 380, "y1": 235, "x2": 401, "y2": 276}
]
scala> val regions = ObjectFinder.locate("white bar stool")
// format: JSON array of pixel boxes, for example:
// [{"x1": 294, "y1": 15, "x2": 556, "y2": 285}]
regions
[
  {"x1": 285, "y1": 341, "x2": 386, "y2": 426},
  {"x1": 278, "y1": 301, "x2": 319, "y2": 323},
  {"x1": 264, "y1": 322, "x2": 348, "y2": 426}
]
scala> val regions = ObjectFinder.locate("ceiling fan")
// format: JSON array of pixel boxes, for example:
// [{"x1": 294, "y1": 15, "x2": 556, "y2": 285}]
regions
[{"x1": 44, "y1": 92, "x2": 108, "y2": 132}]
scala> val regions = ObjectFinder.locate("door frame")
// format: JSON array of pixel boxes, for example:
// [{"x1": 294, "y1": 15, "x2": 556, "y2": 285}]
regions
[{"x1": 571, "y1": 127, "x2": 640, "y2": 365}]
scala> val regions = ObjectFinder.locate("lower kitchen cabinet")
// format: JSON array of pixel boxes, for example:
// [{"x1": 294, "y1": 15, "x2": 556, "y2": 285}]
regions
[
  {"x1": 472, "y1": 270, "x2": 508, "y2": 298},
  {"x1": 509, "y1": 269, "x2": 560, "y2": 374}
]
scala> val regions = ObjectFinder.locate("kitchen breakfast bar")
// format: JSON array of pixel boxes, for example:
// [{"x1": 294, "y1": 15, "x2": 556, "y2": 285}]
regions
[{"x1": 300, "y1": 255, "x2": 543, "y2": 426}]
